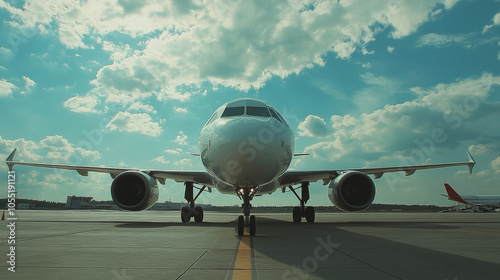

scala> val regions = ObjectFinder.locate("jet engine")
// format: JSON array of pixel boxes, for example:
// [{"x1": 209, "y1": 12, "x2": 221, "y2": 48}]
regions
[
  {"x1": 111, "y1": 171, "x2": 159, "y2": 211},
  {"x1": 328, "y1": 171, "x2": 375, "y2": 211}
]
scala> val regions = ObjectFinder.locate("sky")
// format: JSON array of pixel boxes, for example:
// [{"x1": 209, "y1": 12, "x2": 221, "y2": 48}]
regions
[{"x1": 1, "y1": 0, "x2": 500, "y2": 207}]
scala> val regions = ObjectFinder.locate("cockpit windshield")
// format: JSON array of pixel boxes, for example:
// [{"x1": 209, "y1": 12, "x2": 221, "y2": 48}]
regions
[
  {"x1": 206, "y1": 98, "x2": 289, "y2": 127},
  {"x1": 221, "y1": 106, "x2": 245, "y2": 117},
  {"x1": 246, "y1": 106, "x2": 271, "y2": 117},
  {"x1": 269, "y1": 108, "x2": 284, "y2": 123}
]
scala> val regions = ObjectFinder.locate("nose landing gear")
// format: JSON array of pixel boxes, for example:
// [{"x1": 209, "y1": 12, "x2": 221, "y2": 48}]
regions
[{"x1": 236, "y1": 187, "x2": 257, "y2": 236}]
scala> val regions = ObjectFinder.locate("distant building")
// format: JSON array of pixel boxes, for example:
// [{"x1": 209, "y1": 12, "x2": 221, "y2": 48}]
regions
[
  {"x1": 65, "y1": 196, "x2": 212, "y2": 210},
  {"x1": 65, "y1": 196, "x2": 118, "y2": 210},
  {"x1": 66, "y1": 196, "x2": 93, "y2": 209},
  {"x1": 18, "y1": 203, "x2": 36, "y2": 210}
]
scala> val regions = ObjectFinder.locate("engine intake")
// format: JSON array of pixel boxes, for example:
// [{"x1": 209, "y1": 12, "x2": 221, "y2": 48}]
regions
[
  {"x1": 328, "y1": 171, "x2": 375, "y2": 211},
  {"x1": 111, "y1": 171, "x2": 159, "y2": 211}
]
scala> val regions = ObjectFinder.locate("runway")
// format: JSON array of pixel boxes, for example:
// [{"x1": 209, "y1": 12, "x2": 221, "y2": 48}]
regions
[{"x1": 1, "y1": 210, "x2": 499, "y2": 279}]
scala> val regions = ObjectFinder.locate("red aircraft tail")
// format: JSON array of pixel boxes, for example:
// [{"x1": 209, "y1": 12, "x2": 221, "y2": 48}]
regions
[{"x1": 444, "y1": 183, "x2": 468, "y2": 204}]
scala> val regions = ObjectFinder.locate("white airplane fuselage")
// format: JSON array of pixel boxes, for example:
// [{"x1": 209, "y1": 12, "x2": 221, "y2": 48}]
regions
[
  {"x1": 198, "y1": 98, "x2": 295, "y2": 195},
  {"x1": 444, "y1": 183, "x2": 500, "y2": 210},
  {"x1": 455, "y1": 195, "x2": 500, "y2": 207}
]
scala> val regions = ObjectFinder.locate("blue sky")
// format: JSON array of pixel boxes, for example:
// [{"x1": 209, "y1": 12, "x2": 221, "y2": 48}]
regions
[{"x1": 1, "y1": 0, "x2": 500, "y2": 207}]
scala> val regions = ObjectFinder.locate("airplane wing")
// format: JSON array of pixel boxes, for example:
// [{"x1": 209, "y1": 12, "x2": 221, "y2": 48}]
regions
[
  {"x1": 279, "y1": 151, "x2": 475, "y2": 187},
  {"x1": 6, "y1": 148, "x2": 214, "y2": 187}
]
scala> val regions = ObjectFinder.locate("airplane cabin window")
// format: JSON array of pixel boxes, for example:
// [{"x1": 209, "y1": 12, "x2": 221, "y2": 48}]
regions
[
  {"x1": 247, "y1": 106, "x2": 271, "y2": 117},
  {"x1": 221, "y1": 106, "x2": 245, "y2": 117}
]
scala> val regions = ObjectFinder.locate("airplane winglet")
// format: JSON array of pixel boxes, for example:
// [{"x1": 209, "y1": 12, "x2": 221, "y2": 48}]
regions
[
  {"x1": 6, "y1": 148, "x2": 17, "y2": 171},
  {"x1": 466, "y1": 150, "x2": 476, "y2": 174}
]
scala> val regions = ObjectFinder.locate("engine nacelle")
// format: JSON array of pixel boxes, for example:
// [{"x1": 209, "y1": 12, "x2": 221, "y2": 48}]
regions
[
  {"x1": 328, "y1": 171, "x2": 375, "y2": 212},
  {"x1": 111, "y1": 171, "x2": 159, "y2": 211}
]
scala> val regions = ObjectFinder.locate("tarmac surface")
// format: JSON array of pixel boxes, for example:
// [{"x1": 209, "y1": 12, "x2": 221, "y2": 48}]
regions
[{"x1": 1, "y1": 210, "x2": 499, "y2": 280}]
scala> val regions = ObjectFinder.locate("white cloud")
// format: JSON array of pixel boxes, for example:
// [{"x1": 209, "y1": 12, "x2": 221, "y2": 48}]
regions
[
  {"x1": 353, "y1": 73, "x2": 403, "y2": 112},
  {"x1": 494, "y1": 13, "x2": 500, "y2": 24},
  {"x1": 417, "y1": 31, "x2": 500, "y2": 50},
  {"x1": 20, "y1": 76, "x2": 36, "y2": 94},
  {"x1": 387, "y1": 46, "x2": 395, "y2": 53},
  {"x1": 173, "y1": 131, "x2": 188, "y2": 146},
  {"x1": 128, "y1": 102, "x2": 157, "y2": 114},
  {"x1": 492, "y1": 157, "x2": 500, "y2": 174},
  {"x1": 63, "y1": 94, "x2": 104, "y2": 113},
  {"x1": 416, "y1": 33, "x2": 473, "y2": 48},
  {"x1": 58, "y1": 23, "x2": 89, "y2": 49},
  {"x1": 23, "y1": 76, "x2": 36, "y2": 88},
  {"x1": 0, "y1": 0, "x2": 458, "y2": 102},
  {"x1": 106, "y1": 111, "x2": 162, "y2": 137},
  {"x1": 300, "y1": 74, "x2": 500, "y2": 163},
  {"x1": 483, "y1": 13, "x2": 500, "y2": 33},
  {"x1": 298, "y1": 115, "x2": 329, "y2": 137},
  {"x1": 0, "y1": 135, "x2": 101, "y2": 165},
  {"x1": 174, "y1": 158, "x2": 192, "y2": 167},
  {"x1": 102, "y1": 40, "x2": 131, "y2": 61},
  {"x1": 361, "y1": 47, "x2": 374, "y2": 55},
  {"x1": 175, "y1": 107, "x2": 188, "y2": 113},
  {"x1": 152, "y1": 156, "x2": 170, "y2": 164},
  {"x1": 164, "y1": 149, "x2": 181, "y2": 155},
  {"x1": 443, "y1": 0, "x2": 460, "y2": 9},
  {"x1": 468, "y1": 144, "x2": 495, "y2": 155},
  {"x1": 0, "y1": 47, "x2": 14, "y2": 60},
  {"x1": 0, "y1": 79, "x2": 17, "y2": 97}
]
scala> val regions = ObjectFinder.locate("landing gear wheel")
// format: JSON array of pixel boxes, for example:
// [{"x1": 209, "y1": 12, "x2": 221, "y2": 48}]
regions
[
  {"x1": 182, "y1": 183, "x2": 208, "y2": 224},
  {"x1": 194, "y1": 206, "x2": 204, "y2": 223},
  {"x1": 293, "y1": 206, "x2": 302, "y2": 223},
  {"x1": 305, "y1": 206, "x2": 315, "y2": 223},
  {"x1": 181, "y1": 206, "x2": 191, "y2": 223},
  {"x1": 249, "y1": 215, "x2": 256, "y2": 236},
  {"x1": 237, "y1": 215, "x2": 245, "y2": 236}
]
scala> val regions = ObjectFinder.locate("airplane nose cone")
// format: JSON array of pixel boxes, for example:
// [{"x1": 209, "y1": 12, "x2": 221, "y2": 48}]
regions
[{"x1": 213, "y1": 118, "x2": 284, "y2": 186}]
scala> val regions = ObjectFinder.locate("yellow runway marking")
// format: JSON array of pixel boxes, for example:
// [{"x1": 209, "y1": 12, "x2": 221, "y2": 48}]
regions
[{"x1": 232, "y1": 234, "x2": 253, "y2": 280}]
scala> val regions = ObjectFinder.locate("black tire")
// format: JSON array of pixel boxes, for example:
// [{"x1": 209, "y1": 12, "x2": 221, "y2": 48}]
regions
[
  {"x1": 293, "y1": 206, "x2": 302, "y2": 223},
  {"x1": 194, "y1": 206, "x2": 204, "y2": 222},
  {"x1": 249, "y1": 215, "x2": 256, "y2": 236},
  {"x1": 305, "y1": 206, "x2": 315, "y2": 223},
  {"x1": 237, "y1": 215, "x2": 245, "y2": 236},
  {"x1": 181, "y1": 206, "x2": 191, "y2": 223}
]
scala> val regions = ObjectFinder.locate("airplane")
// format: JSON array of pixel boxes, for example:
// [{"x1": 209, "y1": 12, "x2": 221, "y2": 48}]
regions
[
  {"x1": 6, "y1": 98, "x2": 476, "y2": 236},
  {"x1": 443, "y1": 183, "x2": 500, "y2": 212}
]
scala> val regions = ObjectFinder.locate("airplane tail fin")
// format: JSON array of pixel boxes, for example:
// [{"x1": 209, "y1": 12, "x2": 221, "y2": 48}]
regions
[
  {"x1": 444, "y1": 183, "x2": 468, "y2": 204},
  {"x1": 444, "y1": 183, "x2": 460, "y2": 197}
]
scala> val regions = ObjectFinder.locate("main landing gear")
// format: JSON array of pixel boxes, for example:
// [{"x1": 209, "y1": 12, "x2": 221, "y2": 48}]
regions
[
  {"x1": 288, "y1": 182, "x2": 315, "y2": 223},
  {"x1": 236, "y1": 187, "x2": 256, "y2": 236},
  {"x1": 181, "y1": 182, "x2": 207, "y2": 223}
]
